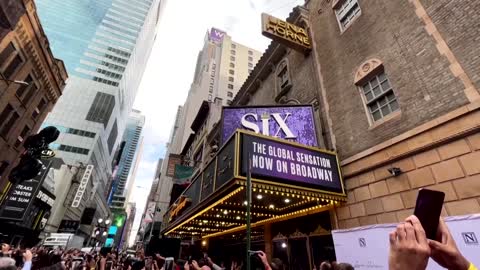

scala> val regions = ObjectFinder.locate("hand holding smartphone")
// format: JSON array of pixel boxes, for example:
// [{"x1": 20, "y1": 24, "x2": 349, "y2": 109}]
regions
[{"x1": 413, "y1": 188, "x2": 445, "y2": 240}]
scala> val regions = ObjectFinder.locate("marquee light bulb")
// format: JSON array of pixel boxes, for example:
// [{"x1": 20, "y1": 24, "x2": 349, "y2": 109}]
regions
[
  {"x1": 281, "y1": 243, "x2": 287, "y2": 248},
  {"x1": 223, "y1": 210, "x2": 228, "y2": 215},
  {"x1": 257, "y1": 194, "x2": 263, "y2": 199},
  {"x1": 269, "y1": 204, "x2": 274, "y2": 209},
  {"x1": 236, "y1": 216, "x2": 241, "y2": 220},
  {"x1": 284, "y1": 198, "x2": 290, "y2": 203}
]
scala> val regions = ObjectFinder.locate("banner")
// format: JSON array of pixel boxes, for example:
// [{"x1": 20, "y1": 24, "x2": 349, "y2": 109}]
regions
[
  {"x1": 221, "y1": 105, "x2": 318, "y2": 147},
  {"x1": 241, "y1": 133, "x2": 343, "y2": 193},
  {"x1": 173, "y1": 164, "x2": 193, "y2": 183},
  {"x1": 332, "y1": 214, "x2": 480, "y2": 270}
]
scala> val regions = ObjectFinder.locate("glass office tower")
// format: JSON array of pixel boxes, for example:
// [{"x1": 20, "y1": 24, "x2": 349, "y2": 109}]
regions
[
  {"x1": 36, "y1": 0, "x2": 164, "y2": 211},
  {"x1": 109, "y1": 109, "x2": 145, "y2": 209}
]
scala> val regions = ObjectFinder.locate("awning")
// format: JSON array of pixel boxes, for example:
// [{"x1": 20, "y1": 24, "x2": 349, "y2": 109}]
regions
[{"x1": 162, "y1": 130, "x2": 346, "y2": 239}]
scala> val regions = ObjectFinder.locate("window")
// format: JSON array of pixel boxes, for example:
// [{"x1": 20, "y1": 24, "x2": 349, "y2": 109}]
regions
[
  {"x1": 0, "y1": 104, "x2": 19, "y2": 138},
  {"x1": 231, "y1": 43, "x2": 236, "y2": 49},
  {"x1": 86, "y1": 92, "x2": 115, "y2": 127},
  {"x1": 248, "y1": 50, "x2": 253, "y2": 55},
  {"x1": 16, "y1": 75, "x2": 36, "y2": 104},
  {"x1": 229, "y1": 63, "x2": 235, "y2": 68},
  {"x1": 335, "y1": 0, "x2": 361, "y2": 31},
  {"x1": 230, "y1": 56, "x2": 235, "y2": 62},
  {"x1": 227, "y1": 100, "x2": 232, "y2": 105},
  {"x1": 276, "y1": 60, "x2": 292, "y2": 96},
  {"x1": 228, "y1": 77, "x2": 234, "y2": 82},
  {"x1": 229, "y1": 70, "x2": 234, "y2": 75},
  {"x1": 37, "y1": 98, "x2": 47, "y2": 112},
  {"x1": 230, "y1": 50, "x2": 236, "y2": 55},
  {"x1": 248, "y1": 63, "x2": 253, "y2": 68},
  {"x1": 248, "y1": 56, "x2": 253, "y2": 62},
  {"x1": 58, "y1": 144, "x2": 90, "y2": 155},
  {"x1": 0, "y1": 43, "x2": 16, "y2": 64},
  {"x1": 0, "y1": 161, "x2": 9, "y2": 178},
  {"x1": 228, "y1": 84, "x2": 234, "y2": 90},
  {"x1": 3, "y1": 55, "x2": 23, "y2": 79},
  {"x1": 107, "y1": 120, "x2": 118, "y2": 154},
  {"x1": 15, "y1": 125, "x2": 30, "y2": 148},
  {"x1": 361, "y1": 72, "x2": 398, "y2": 121},
  {"x1": 227, "y1": 91, "x2": 233, "y2": 98}
]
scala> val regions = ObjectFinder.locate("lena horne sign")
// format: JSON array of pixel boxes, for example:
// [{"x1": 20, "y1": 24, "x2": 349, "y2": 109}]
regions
[
  {"x1": 261, "y1": 13, "x2": 311, "y2": 52},
  {"x1": 221, "y1": 105, "x2": 318, "y2": 147},
  {"x1": 241, "y1": 132, "x2": 343, "y2": 193}
]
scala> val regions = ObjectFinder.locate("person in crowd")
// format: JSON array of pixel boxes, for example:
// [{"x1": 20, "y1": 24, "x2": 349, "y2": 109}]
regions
[
  {"x1": 0, "y1": 257, "x2": 16, "y2": 270},
  {"x1": 389, "y1": 215, "x2": 477, "y2": 270},
  {"x1": 0, "y1": 244, "x2": 11, "y2": 258}
]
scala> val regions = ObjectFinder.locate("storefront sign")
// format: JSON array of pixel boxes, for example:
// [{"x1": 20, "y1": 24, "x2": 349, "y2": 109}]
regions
[
  {"x1": 170, "y1": 196, "x2": 191, "y2": 219},
  {"x1": 71, "y1": 165, "x2": 94, "y2": 208},
  {"x1": 221, "y1": 105, "x2": 318, "y2": 146},
  {"x1": 241, "y1": 133, "x2": 343, "y2": 193},
  {"x1": 58, "y1": 220, "x2": 80, "y2": 233},
  {"x1": 36, "y1": 189, "x2": 55, "y2": 207},
  {"x1": 261, "y1": 13, "x2": 311, "y2": 52},
  {"x1": 0, "y1": 160, "x2": 51, "y2": 221},
  {"x1": 209, "y1": 27, "x2": 225, "y2": 43}
]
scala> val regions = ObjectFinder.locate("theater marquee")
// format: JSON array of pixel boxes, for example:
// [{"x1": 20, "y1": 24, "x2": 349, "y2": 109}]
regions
[
  {"x1": 162, "y1": 131, "x2": 345, "y2": 238},
  {"x1": 261, "y1": 13, "x2": 311, "y2": 52}
]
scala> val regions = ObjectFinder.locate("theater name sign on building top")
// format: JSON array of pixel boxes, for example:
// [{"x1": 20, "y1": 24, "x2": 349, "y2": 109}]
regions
[{"x1": 261, "y1": 13, "x2": 311, "y2": 52}]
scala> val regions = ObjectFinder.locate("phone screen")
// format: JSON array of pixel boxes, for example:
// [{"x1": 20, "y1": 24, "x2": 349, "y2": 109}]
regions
[
  {"x1": 164, "y1": 258, "x2": 174, "y2": 270},
  {"x1": 413, "y1": 189, "x2": 445, "y2": 240}
]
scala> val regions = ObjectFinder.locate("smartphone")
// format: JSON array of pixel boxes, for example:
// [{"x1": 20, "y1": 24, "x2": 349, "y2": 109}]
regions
[
  {"x1": 164, "y1": 257, "x2": 174, "y2": 270},
  {"x1": 413, "y1": 188, "x2": 445, "y2": 240}
]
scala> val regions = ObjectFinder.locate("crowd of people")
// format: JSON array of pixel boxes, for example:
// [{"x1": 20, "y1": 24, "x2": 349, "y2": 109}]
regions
[{"x1": 0, "y1": 216, "x2": 475, "y2": 270}]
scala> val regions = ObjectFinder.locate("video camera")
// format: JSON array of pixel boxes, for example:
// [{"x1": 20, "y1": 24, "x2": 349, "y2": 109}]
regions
[{"x1": 9, "y1": 126, "x2": 59, "y2": 184}]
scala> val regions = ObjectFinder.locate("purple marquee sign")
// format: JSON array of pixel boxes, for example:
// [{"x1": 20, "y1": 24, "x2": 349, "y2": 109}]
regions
[
  {"x1": 221, "y1": 105, "x2": 318, "y2": 147},
  {"x1": 210, "y1": 28, "x2": 226, "y2": 43},
  {"x1": 240, "y1": 133, "x2": 344, "y2": 193}
]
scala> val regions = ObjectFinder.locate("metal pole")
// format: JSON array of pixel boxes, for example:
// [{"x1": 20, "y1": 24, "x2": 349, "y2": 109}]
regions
[{"x1": 246, "y1": 154, "x2": 252, "y2": 270}]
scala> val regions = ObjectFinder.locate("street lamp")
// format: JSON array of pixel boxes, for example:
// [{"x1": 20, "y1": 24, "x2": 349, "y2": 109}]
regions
[{"x1": 0, "y1": 77, "x2": 29, "y2": 86}]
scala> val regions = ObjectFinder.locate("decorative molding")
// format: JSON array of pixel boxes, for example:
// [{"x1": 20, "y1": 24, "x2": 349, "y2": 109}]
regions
[
  {"x1": 354, "y1": 58, "x2": 384, "y2": 85},
  {"x1": 272, "y1": 232, "x2": 287, "y2": 241},
  {"x1": 309, "y1": 225, "x2": 331, "y2": 236},
  {"x1": 289, "y1": 229, "x2": 307, "y2": 239}
]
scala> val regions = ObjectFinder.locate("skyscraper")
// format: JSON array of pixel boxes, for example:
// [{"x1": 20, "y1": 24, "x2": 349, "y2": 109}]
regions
[
  {"x1": 177, "y1": 28, "x2": 262, "y2": 149},
  {"x1": 153, "y1": 29, "x2": 262, "y2": 222},
  {"x1": 109, "y1": 109, "x2": 145, "y2": 210},
  {"x1": 35, "y1": 0, "x2": 164, "y2": 202}
]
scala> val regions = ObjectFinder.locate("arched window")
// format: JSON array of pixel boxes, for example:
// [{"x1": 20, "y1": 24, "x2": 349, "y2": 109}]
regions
[
  {"x1": 355, "y1": 59, "x2": 399, "y2": 123},
  {"x1": 275, "y1": 59, "x2": 292, "y2": 98}
]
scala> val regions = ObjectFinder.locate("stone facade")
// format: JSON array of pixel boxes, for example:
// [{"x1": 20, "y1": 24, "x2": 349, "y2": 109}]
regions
[
  {"x1": 232, "y1": 0, "x2": 480, "y2": 230},
  {"x1": 0, "y1": 0, "x2": 67, "y2": 192}
]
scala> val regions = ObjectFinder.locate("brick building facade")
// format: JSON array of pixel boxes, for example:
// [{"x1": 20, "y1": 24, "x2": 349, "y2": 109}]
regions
[
  {"x1": 0, "y1": 0, "x2": 67, "y2": 192},
  {"x1": 232, "y1": 0, "x2": 480, "y2": 229}
]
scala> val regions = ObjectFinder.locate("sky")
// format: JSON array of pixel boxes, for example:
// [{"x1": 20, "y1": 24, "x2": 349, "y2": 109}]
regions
[{"x1": 127, "y1": 0, "x2": 304, "y2": 246}]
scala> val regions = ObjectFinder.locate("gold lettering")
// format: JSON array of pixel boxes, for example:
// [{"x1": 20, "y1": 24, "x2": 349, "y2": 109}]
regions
[
  {"x1": 303, "y1": 36, "x2": 311, "y2": 46},
  {"x1": 298, "y1": 27, "x2": 308, "y2": 36},
  {"x1": 277, "y1": 20, "x2": 286, "y2": 28},
  {"x1": 287, "y1": 23, "x2": 298, "y2": 33},
  {"x1": 276, "y1": 26, "x2": 286, "y2": 36},
  {"x1": 294, "y1": 33, "x2": 304, "y2": 44},
  {"x1": 267, "y1": 22, "x2": 276, "y2": 33},
  {"x1": 285, "y1": 30, "x2": 295, "y2": 40}
]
